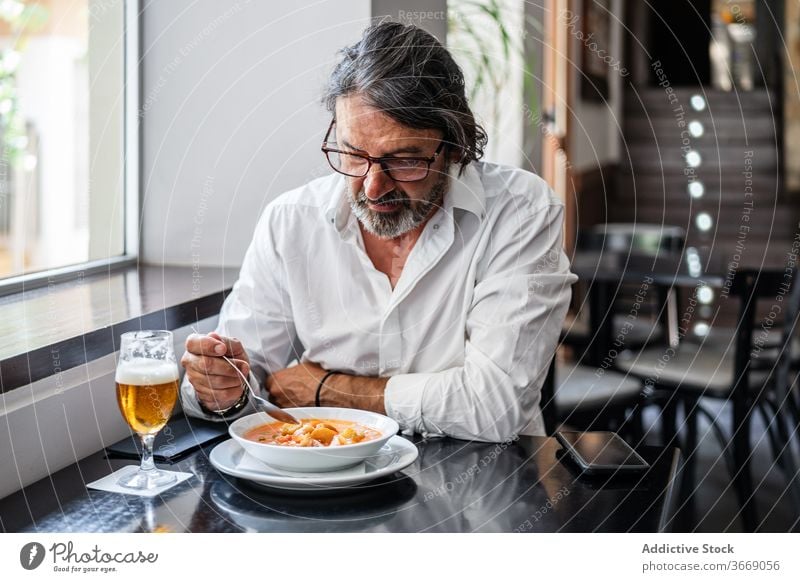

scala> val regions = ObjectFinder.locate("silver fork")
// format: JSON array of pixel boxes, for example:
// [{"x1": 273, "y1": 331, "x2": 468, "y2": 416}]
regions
[{"x1": 190, "y1": 327, "x2": 299, "y2": 424}]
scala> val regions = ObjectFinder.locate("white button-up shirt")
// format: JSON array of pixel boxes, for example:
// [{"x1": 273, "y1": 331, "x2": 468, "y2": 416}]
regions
[{"x1": 181, "y1": 161, "x2": 577, "y2": 441}]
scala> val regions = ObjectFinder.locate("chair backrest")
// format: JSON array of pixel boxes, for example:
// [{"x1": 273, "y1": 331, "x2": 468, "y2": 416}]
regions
[{"x1": 730, "y1": 268, "x2": 800, "y2": 400}]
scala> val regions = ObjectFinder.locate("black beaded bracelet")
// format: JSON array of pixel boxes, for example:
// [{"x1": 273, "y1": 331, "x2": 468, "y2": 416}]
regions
[{"x1": 315, "y1": 371, "x2": 338, "y2": 407}]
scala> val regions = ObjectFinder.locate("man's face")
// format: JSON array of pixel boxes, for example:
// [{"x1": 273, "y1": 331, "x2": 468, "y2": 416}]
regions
[{"x1": 334, "y1": 95, "x2": 450, "y2": 239}]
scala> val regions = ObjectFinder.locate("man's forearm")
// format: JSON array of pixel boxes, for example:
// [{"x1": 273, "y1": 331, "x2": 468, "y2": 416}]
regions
[
  {"x1": 322, "y1": 372, "x2": 388, "y2": 414},
  {"x1": 266, "y1": 361, "x2": 389, "y2": 413}
]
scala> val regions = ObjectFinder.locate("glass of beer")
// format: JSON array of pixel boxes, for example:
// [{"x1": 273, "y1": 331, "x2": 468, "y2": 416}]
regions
[{"x1": 115, "y1": 330, "x2": 180, "y2": 490}]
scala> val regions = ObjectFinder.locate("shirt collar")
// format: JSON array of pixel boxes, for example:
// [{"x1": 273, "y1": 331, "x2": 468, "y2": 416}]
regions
[
  {"x1": 323, "y1": 161, "x2": 486, "y2": 232},
  {"x1": 447, "y1": 162, "x2": 486, "y2": 219},
  {"x1": 323, "y1": 174, "x2": 350, "y2": 232}
]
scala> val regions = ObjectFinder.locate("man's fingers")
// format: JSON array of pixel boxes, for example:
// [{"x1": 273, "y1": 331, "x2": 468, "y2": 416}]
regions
[
  {"x1": 182, "y1": 332, "x2": 250, "y2": 412},
  {"x1": 182, "y1": 353, "x2": 248, "y2": 377},
  {"x1": 208, "y1": 332, "x2": 246, "y2": 358},
  {"x1": 192, "y1": 376, "x2": 243, "y2": 393},
  {"x1": 189, "y1": 373, "x2": 244, "y2": 407},
  {"x1": 189, "y1": 375, "x2": 243, "y2": 393},
  {"x1": 185, "y1": 333, "x2": 227, "y2": 356},
  {"x1": 228, "y1": 358, "x2": 251, "y2": 377},
  {"x1": 183, "y1": 353, "x2": 233, "y2": 376},
  {"x1": 194, "y1": 384, "x2": 245, "y2": 410}
]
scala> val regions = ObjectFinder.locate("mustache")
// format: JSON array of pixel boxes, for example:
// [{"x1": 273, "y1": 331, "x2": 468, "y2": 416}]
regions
[
  {"x1": 358, "y1": 190, "x2": 408, "y2": 206},
  {"x1": 357, "y1": 190, "x2": 432, "y2": 208}
]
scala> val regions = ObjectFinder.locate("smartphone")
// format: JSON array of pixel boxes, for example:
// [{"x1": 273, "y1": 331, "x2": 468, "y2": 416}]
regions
[{"x1": 555, "y1": 431, "x2": 650, "y2": 475}]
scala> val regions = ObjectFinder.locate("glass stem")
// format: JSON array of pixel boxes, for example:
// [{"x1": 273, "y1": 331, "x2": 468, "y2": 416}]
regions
[{"x1": 139, "y1": 434, "x2": 156, "y2": 473}]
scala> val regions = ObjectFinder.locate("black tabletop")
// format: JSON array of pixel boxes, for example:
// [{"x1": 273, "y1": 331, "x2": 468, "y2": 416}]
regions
[
  {"x1": 0, "y1": 434, "x2": 680, "y2": 533},
  {"x1": 571, "y1": 250, "x2": 726, "y2": 287},
  {"x1": 571, "y1": 249, "x2": 787, "y2": 288}
]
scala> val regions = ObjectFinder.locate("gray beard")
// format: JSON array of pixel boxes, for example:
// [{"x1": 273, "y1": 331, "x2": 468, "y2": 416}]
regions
[{"x1": 349, "y1": 170, "x2": 448, "y2": 239}]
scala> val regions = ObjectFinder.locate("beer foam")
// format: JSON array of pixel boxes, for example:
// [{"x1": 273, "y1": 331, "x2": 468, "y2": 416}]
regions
[{"x1": 116, "y1": 358, "x2": 179, "y2": 384}]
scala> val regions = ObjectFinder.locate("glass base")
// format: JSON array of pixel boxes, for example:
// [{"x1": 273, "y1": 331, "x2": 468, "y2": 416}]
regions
[{"x1": 118, "y1": 468, "x2": 177, "y2": 490}]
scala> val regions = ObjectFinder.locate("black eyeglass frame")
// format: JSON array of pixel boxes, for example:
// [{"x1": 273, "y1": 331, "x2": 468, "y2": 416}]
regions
[{"x1": 320, "y1": 119, "x2": 445, "y2": 182}]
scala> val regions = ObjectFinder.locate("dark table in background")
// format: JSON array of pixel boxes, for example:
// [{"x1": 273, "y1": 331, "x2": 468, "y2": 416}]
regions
[
  {"x1": 569, "y1": 249, "x2": 786, "y2": 365},
  {"x1": 0, "y1": 432, "x2": 680, "y2": 533}
]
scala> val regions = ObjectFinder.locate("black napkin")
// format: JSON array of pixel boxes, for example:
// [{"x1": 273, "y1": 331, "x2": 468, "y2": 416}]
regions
[{"x1": 105, "y1": 414, "x2": 230, "y2": 463}]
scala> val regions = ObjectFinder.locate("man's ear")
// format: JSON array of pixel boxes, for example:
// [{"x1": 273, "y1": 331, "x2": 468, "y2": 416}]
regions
[
  {"x1": 446, "y1": 146, "x2": 464, "y2": 166},
  {"x1": 441, "y1": 144, "x2": 453, "y2": 162}
]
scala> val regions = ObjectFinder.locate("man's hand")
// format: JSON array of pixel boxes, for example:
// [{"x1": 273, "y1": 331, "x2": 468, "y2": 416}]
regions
[
  {"x1": 267, "y1": 361, "x2": 327, "y2": 408},
  {"x1": 181, "y1": 332, "x2": 250, "y2": 412},
  {"x1": 268, "y1": 361, "x2": 388, "y2": 414}
]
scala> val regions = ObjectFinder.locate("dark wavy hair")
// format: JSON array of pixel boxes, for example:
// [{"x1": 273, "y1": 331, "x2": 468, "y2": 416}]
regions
[{"x1": 323, "y1": 21, "x2": 487, "y2": 173}]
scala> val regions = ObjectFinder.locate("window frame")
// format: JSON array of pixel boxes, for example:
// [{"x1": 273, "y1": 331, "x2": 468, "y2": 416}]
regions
[{"x1": 0, "y1": 0, "x2": 140, "y2": 298}]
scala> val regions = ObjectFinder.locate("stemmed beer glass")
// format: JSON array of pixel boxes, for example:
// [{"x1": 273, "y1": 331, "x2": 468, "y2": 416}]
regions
[{"x1": 115, "y1": 330, "x2": 180, "y2": 490}]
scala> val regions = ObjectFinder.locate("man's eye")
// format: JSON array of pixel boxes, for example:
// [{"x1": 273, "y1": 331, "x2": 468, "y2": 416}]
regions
[{"x1": 385, "y1": 158, "x2": 425, "y2": 168}]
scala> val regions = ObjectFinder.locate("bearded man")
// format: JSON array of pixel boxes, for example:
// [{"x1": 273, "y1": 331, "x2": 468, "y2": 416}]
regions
[{"x1": 180, "y1": 21, "x2": 577, "y2": 441}]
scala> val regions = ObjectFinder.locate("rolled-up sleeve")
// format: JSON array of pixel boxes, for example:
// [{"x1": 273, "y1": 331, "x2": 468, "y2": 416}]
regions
[
  {"x1": 385, "y1": 199, "x2": 576, "y2": 442},
  {"x1": 181, "y1": 205, "x2": 298, "y2": 421}
]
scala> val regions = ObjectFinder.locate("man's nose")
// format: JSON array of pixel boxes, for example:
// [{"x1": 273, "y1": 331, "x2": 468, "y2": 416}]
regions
[{"x1": 363, "y1": 163, "x2": 394, "y2": 201}]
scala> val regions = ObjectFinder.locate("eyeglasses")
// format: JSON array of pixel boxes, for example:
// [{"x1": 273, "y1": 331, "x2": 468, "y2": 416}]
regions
[{"x1": 321, "y1": 119, "x2": 445, "y2": 182}]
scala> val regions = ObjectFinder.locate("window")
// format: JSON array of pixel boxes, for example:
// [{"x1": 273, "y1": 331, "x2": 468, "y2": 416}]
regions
[
  {"x1": 0, "y1": 0, "x2": 133, "y2": 283},
  {"x1": 447, "y1": 0, "x2": 526, "y2": 166}
]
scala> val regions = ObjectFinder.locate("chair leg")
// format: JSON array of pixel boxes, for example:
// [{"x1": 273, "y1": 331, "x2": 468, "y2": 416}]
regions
[
  {"x1": 759, "y1": 401, "x2": 790, "y2": 472},
  {"x1": 694, "y1": 403, "x2": 736, "y2": 480},
  {"x1": 622, "y1": 401, "x2": 645, "y2": 445},
  {"x1": 677, "y1": 396, "x2": 699, "y2": 531},
  {"x1": 760, "y1": 400, "x2": 800, "y2": 529},
  {"x1": 660, "y1": 395, "x2": 679, "y2": 448},
  {"x1": 787, "y1": 391, "x2": 800, "y2": 448},
  {"x1": 732, "y1": 395, "x2": 758, "y2": 532},
  {"x1": 773, "y1": 413, "x2": 800, "y2": 519}
]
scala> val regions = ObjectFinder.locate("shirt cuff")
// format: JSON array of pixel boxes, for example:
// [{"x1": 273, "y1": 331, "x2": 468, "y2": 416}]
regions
[
  {"x1": 385, "y1": 372, "x2": 445, "y2": 439},
  {"x1": 180, "y1": 370, "x2": 260, "y2": 422}
]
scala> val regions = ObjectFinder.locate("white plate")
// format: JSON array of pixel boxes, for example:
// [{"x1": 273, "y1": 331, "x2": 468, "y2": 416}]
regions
[{"x1": 209, "y1": 436, "x2": 418, "y2": 491}]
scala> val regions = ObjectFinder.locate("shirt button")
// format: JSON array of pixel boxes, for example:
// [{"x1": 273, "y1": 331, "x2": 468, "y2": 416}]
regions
[{"x1": 433, "y1": 224, "x2": 440, "y2": 230}]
